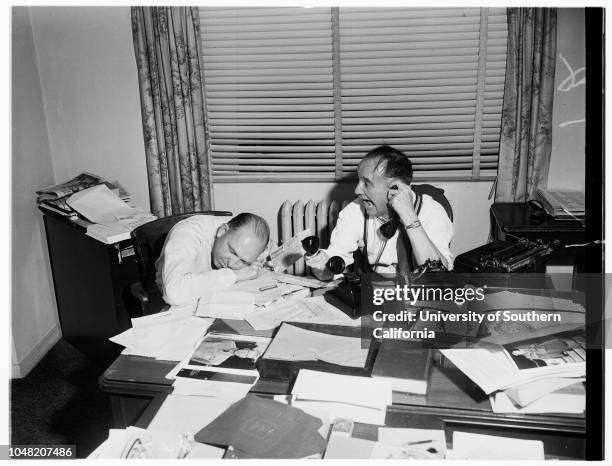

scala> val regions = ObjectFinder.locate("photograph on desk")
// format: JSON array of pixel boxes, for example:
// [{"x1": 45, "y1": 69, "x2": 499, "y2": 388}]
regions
[{"x1": 11, "y1": 3, "x2": 605, "y2": 462}]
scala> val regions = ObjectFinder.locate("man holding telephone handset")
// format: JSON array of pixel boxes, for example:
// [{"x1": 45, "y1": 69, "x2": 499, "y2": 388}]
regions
[{"x1": 307, "y1": 145, "x2": 453, "y2": 280}]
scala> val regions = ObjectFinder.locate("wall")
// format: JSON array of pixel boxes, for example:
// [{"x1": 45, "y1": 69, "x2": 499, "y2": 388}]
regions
[
  {"x1": 29, "y1": 6, "x2": 150, "y2": 209},
  {"x1": 11, "y1": 7, "x2": 61, "y2": 377},
  {"x1": 548, "y1": 8, "x2": 586, "y2": 191}
]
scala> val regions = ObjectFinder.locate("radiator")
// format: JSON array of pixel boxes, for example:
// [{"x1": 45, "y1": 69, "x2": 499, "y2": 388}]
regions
[{"x1": 279, "y1": 200, "x2": 350, "y2": 276}]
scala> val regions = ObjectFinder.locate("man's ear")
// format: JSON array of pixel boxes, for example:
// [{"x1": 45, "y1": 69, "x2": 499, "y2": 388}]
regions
[{"x1": 215, "y1": 223, "x2": 229, "y2": 238}]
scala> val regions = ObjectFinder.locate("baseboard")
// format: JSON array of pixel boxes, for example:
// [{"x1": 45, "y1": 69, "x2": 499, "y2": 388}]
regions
[{"x1": 11, "y1": 324, "x2": 62, "y2": 379}]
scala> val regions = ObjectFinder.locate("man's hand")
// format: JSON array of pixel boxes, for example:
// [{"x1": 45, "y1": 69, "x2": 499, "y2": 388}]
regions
[
  {"x1": 387, "y1": 180, "x2": 418, "y2": 226},
  {"x1": 305, "y1": 250, "x2": 334, "y2": 281},
  {"x1": 256, "y1": 238, "x2": 274, "y2": 269},
  {"x1": 234, "y1": 263, "x2": 263, "y2": 282}
]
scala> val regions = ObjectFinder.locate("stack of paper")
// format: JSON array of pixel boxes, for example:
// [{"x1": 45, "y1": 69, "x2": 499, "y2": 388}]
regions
[
  {"x1": 440, "y1": 326, "x2": 586, "y2": 396},
  {"x1": 65, "y1": 184, "x2": 157, "y2": 243},
  {"x1": 490, "y1": 378, "x2": 585, "y2": 414},
  {"x1": 291, "y1": 369, "x2": 392, "y2": 425},
  {"x1": 535, "y1": 188, "x2": 585, "y2": 220},
  {"x1": 109, "y1": 310, "x2": 213, "y2": 361}
]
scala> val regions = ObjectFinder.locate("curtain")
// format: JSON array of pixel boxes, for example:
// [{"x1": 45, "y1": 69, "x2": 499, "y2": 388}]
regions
[
  {"x1": 131, "y1": 7, "x2": 212, "y2": 217},
  {"x1": 495, "y1": 8, "x2": 557, "y2": 202}
]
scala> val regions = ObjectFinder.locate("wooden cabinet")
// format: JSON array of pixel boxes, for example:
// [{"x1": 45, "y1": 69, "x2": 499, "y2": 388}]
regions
[{"x1": 42, "y1": 212, "x2": 140, "y2": 366}]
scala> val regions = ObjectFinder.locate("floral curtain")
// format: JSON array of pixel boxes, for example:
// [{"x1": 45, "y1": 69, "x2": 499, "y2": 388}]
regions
[
  {"x1": 495, "y1": 8, "x2": 557, "y2": 202},
  {"x1": 131, "y1": 7, "x2": 212, "y2": 217}
]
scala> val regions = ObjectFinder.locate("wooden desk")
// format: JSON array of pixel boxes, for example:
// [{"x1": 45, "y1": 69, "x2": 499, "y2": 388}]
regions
[
  {"x1": 99, "y1": 351, "x2": 585, "y2": 459},
  {"x1": 42, "y1": 211, "x2": 140, "y2": 365}
]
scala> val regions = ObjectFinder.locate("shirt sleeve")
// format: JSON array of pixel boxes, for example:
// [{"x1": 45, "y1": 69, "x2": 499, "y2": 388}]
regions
[
  {"x1": 418, "y1": 195, "x2": 454, "y2": 270},
  {"x1": 323, "y1": 201, "x2": 365, "y2": 267},
  {"x1": 159, "y1": 223, "x2": 237, "y2": 307}
]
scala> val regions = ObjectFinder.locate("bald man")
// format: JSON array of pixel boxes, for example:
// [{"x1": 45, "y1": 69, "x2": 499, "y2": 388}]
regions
[{"x1": 156, "y1": 212, "x2": 270, "y2": 307}]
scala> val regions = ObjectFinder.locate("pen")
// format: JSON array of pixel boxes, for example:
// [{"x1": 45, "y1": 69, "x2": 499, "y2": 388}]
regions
[
  {"x1": 259, "y1": 284, "x2": 278, "y2": 291},
  {"x1": 406, "y1": 440, "x2": 434, "y2": 446}
]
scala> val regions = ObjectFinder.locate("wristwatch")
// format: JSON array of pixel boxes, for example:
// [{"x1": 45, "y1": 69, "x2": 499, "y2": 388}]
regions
[{"x1": 404, "y1": 219, "x2": 422, "y2": 230}]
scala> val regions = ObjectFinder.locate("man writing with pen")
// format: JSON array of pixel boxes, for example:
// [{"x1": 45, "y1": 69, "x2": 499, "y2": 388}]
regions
[{"x1": 306, "y1": 145, "x2": 453, "y2": 280}]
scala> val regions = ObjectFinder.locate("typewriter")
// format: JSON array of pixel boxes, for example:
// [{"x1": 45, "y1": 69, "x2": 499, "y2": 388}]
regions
[{"x1": 454, "y1": 238, "x2": 554, "y2": 273}]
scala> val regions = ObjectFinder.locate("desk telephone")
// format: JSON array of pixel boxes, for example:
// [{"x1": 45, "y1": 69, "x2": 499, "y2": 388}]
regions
[{"x1": 300, "y1": 234, "x2": 448, "y2": 318}]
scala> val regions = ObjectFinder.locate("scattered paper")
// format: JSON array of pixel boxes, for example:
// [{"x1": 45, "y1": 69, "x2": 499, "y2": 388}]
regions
[
  {"x1": 292, "y1": 399, "x2": 386, "y2": 426},
  {"x1": 441, "y1": 327, "x2": 586, "y2": 394},
  {"x1": 88, "y1": 427, "x2": 192, "y2": 459},
  {"x1": 292, "y1": 369, "x2": 392, "y2": 409},
  {"x1": 370, "y1": 441, "x2": 444, "y2": 459},
  {"x1": 171, "y1": 373, "x2": 257, "y2": 399},
  {"x1": 491, "y1": 388, "x2": 585, "y2": 414},
  {"x1": 110, "y1": 315, "x2": 213, "y2": 361},
  {"x1": 449, "y1": 432, "x2": 544, "y2": 460},
  {"x1": 263, "y1": 324, "x2": 368, "y2": 367},
  {"x1": 67, "y1": 184, "x2": 138, "y2": 224},
  {"x1": 324, "y1": 434, "x2": 376, "y2": 459},
  {"x1": 195, "y1": 291, "x2": 255, "y2": 319},
  {"x1": 147, "y1": 394, "x2": 236, "y2": 437},
  {"x1": 504, "y1": 376, "x2": 585, "y2": 407},
  {"x1": 246, "y1": 296, "x2": 358, "y2": 331},
  {"x1": 271, "y1": 272, "x2": 331, "y2": 289}
]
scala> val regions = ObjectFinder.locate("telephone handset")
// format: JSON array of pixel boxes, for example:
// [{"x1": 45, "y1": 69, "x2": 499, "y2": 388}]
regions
[{"x1": 380, "y1": 183, "x2": 403, "y2": 238}]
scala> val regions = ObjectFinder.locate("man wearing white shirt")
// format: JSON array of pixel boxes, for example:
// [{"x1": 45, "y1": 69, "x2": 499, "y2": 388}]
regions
[
  {"x1": 307, "y1": 145, "x2": 453, "y2": 280},
  {"x1": 156, "y1": 212, "x2": 270, "y2": 307}
]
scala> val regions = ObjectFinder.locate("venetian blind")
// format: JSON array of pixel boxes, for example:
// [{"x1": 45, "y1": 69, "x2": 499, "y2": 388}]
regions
[
  {"x1": 199, "y1": 7, "x2": 336, "y2": 181},
  {"x1": 338, "y1": 7, "x2": 507, "y2": 179},
  {"x1": 199, "y1": 7, "x2": 507, "y2": 182}
]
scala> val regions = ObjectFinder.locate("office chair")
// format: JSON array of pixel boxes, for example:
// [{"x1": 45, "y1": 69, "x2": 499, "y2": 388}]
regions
[{"x1": 128, "y1": 210, "x2": 233, "y2": 316}]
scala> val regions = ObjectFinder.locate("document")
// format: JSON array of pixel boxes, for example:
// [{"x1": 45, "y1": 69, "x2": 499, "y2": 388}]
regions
[
  {"x1": 110, "y1": 315, "x2": 213, "y2": 361},
  {"x1": 262, "y1": 323, "x2": 368, "y2": 367},
  {"x1": 490, "y1": 388, "x2": 585, "y2": 414},
  {"x1": 440, "y1": 326, "x2": 586, "y2": 394},
  {"x1": 66, "y1": 184, "x2": 138, "y2": 223},
  {"x1": 246, "y1": 296, "x2": 358, "y2": 331},
  {"x1": 448, "y1": 432, "x2": 544, "y2": 460},
  {"x1": 88, "y1": 427, "x2": 193, "y2": 459},
  {"x1": 270, "y1": 272, "x2": 331, "y2": 289},
  {"x1": 171, "y1": 371, "x2": 258, "y2": 399},
  {"x1": 195, "y1": 291, "x2": 256, "y2": 319},
  {"x1": 292, "y1": 369, "x2": 392, "y2": 410},
  {"x1": 194, "y1": 274, "x2": 309, "y2": 318},
  {"x1": 147, "y1": 394, "x2": 235, "y2": 436}
]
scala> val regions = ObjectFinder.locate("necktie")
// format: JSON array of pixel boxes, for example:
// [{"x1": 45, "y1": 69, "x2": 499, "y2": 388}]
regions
[{"x1": 396, "y1": 222, "x2": 414, "y2": 282}]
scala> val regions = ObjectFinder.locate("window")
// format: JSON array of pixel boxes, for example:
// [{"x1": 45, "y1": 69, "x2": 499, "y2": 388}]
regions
[{"x1": 199, "y1": 7, "x2": 507, "y2": 182}]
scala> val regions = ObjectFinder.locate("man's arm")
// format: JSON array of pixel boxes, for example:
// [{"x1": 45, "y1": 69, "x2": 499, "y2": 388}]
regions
[
  {"x1": 306, "y1": 201, "x2": 364, "y2": 280},
  {"x1": 389, "y1": 181, "x2": 453, "y2": 269}
]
